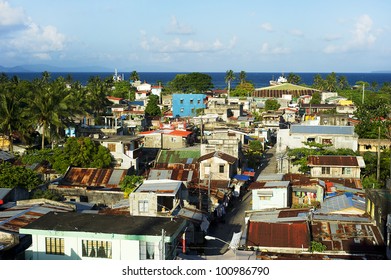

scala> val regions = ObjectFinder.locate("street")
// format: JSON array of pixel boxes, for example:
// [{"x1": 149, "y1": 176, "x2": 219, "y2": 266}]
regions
[{"x1": 203, "y1": 145, "x2": 277, "y2": 256}]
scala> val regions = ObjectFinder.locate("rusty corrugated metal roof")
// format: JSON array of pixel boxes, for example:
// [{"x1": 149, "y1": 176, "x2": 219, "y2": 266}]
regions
[
  {"x1": 307, "y1": 155, "x2": 360, "y2": 167},
  {"x1": 311, "y1": 219, "x2": 385, "y2": 254},
  {"x1": 246, "y1": 221, "x2": 310, "y2": 249},
  {"x1": 0, "y1": 202, "x2": 73, "y2": 234},
  {"x1": 63, "y1": 167, "x2": 127, "y2": 188}
]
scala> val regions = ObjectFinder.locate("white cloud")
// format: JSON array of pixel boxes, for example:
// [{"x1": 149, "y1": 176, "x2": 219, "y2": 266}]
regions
[
  {"x1": 9, "y1": 22, "x2": 66, "y2": 53},
  {"x1": 166, "y1": 16, "x2": 194, "y2": 35},
  {"x1": 353, "y1": 14, "x2": 376, "y2": 45},
  {"x1": 290, "y1": 29, "x2": 304, "y2": 37},
  {"x1": 0, "y1": 1, "x2": 26, "y2": 27},
  {"x1": 260, "y1": 42, "x2": 290, "y2": 54},
  {"x1": 260, "y1": 22, "x2": 273, "y2": 32},
  {"x1": 140, "y1": 30, "x2": 236, "y2": 54},
  {"x1": 0, "y1": 1, "x2": 67, "y2": 61},
  {"x1": 323, "y1": 14, "x2": 376, "y2": 54}
]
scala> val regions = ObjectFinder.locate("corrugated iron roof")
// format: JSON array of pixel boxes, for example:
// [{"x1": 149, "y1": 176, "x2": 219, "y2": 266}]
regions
[
  {"x1": 0, "y1": 202, "x2": 73, "y2": 234},
  {"x1": 311, "y1": 219, "x2": 385, "y2": 254},
  {"x1": 308, "y1": 155, "x2": 363, "y2": 167},
  {"x1": 247, "y1": 220, "x2": 310, "y2": 249},
  {"x1": 135, "y1": 180, "x2": 183, "y2": 195},
  {"x1": 197, "y1": 151, "x2": 237, "y2": 164},
  {"x1": 63, "y1": 167, "x2": 127, "y2": 188}
]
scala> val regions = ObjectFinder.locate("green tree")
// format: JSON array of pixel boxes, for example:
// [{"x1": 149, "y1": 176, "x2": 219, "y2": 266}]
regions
[
  {"x1": 86, "y1": 76, "x2": 112, "y2": 116},
  {"x1": 0, "y1": 162, "x2": 43, "y2": 191},
  {"x1": 337, "y1": 75, "x2": 350, "y2": 90},
  {"x1": 50, "y1": 137, "x2": 113, "y2": 174},
  {"x1": 230, "y1": 82, "x2": 255, "y2": 97},
  {"x1": 325, "y1": 72, "x2": 338, "y2": 92},
  {"x1": 28, "y1": 74, "x2": 75, "y2": 149},
  {"x1": 309, "y1": 241, "x2": 327, "y2": 253},
  {"x1": 0, "y1": 76, "x2": 24, "y2": 152},
  {"x1": 264, "y1": 99, "x2": 280, "y2": 111},
  {"x1": 167, "y1": 72, "x2": 213, "y2": 93},
  {"x1": 313, "y1": 74, "x2": 325, "y2": 91},
  {"x1": 111, "y1": 80, "x2": 132, "y2": 99},
  {"x1": 225, "y1": 70, "x2": 235, "y2": 98},
  {"x1": 287, "y1": 73, "x2": 301, "y2": 85},
  {"x1": 130, "y1": 71, "x2": 140, "y2": 82},
  {"x1": 145, "y1": 95, "x2": 162, "y2": 117},
  {"x1": 239, "y1": 71, "x2": 247, "y2": 84},
  {"x1": 310, "y1": 92, "x2": 322, "y2": 105},
  {"x1": 120, "y1": 175, "x2": 144, "y2": 198},
  {"x1": 354, "y1": 97, "x2": 390, "y2": 139}
]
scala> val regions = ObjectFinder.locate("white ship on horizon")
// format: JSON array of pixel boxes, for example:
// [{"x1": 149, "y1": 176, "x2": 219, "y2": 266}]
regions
[{"x1": 269, "y1": 74, "x2": 287, "y2": 86}]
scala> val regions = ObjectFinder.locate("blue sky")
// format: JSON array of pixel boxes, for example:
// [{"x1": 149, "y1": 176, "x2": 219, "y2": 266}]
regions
[{"x1": 0, "y1": 0, "x2": 390, "y2": 72}]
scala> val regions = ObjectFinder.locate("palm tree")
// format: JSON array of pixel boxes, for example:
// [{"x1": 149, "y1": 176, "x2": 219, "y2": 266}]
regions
[
  {"x1": 28, "y1": 75, "x2": 74, "y2": 149},
  {"x1": 239, "y1": 71, "x2": 246, "y2": 84},
  {"x1": 225, "y1": 70, "x2": 235, "y2": 99},
  {"x1": 130, "y1": 71, "x2": 140, "y2": 82},
  {"x1": 0, "y1": 77, "x2": 23, "y2": 152},
  {"x1": 86, "y1": 76, "x2": 111, "y2": 116}
]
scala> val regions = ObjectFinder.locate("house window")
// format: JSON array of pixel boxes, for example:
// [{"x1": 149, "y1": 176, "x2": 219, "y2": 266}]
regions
[
  {"x1": 180, "y1": 108, "x2": 184, "y2": 113},
  {"x1": 107, "y1": 143, "x2": 116, "y2": 152},
  {"x1": 342, "y1": 167, "x2": 351, "y2": 175},
  {"x1": 171, "y1": 137, "x2": 177, "y2": 142},
  {"x1": 257, "y1": 191, "x2": 273, "y2": 201},
  {"x1": 197, "y1": 99, "x2": 201, "y2": 104},
  {"x1": 139, "y1": 241, "x2": 156, "y2": 260},
  {"x1": 307, "y1": 137, "x2": 315, "y2": 142},
  {"x1": 81, "y1": 240, "x2": 112, "y2": 259},
  {"x1": 321, "y1": 167, "x2": 331, "y2": 174},
  {"x1": 180, "y1": 99, "x2": 184, "y2": 104},
  {"x1": 45, "y1": 237, "x2": 64, "y2": 255},
  {"x1": 322, "y1": 138, "x2": 332, "y2": 145},
  {"x1": 191, "y1": 108, "x2": 195, "y2": 114},
  {"x1": 190, "y1": 99, "x2": 194, "y2": 104},
  {"x1": 139, "y1": 200, "x2": 149, "y2": 213},
  {"x1": 219, "y1": 164, "x2": 225, "y2": 173}
]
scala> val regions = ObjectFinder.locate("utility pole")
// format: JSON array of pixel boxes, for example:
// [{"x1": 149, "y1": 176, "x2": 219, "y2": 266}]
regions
[
  {"x1": 362, "y1": 84, "x2": 365, "y2": 104},
  {"x1": 161, "y1": 229, "x2": 166, "y2": 260},
  {"x1": 377, "y1": 126, "x2": 381, "y2": 182}
]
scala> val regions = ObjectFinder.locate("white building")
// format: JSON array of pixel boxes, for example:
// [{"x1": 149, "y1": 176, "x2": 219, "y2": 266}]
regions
[
  {"x1": 20, "y1": 212, "x2": 186, "y2": 260},
  {"x1": 276, "y1": 125, "x2": 358, "y2": 173},
  {"x1": 251, "y1": 181, "x2": 291, "y2": 210}
]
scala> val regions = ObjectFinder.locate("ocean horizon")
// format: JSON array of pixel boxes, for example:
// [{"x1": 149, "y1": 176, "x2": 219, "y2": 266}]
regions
[{"x1": 3, "y1": 71, "x2": 391, "y2": 89}]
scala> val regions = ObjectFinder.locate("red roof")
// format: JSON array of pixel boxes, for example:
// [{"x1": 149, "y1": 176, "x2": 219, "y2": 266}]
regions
[
  {"x1": 247, "y1": 221, "x2": 310, "y2": 249},
  {"x1": 169, "y1": 130, "x2": 192, "y2": 137}
]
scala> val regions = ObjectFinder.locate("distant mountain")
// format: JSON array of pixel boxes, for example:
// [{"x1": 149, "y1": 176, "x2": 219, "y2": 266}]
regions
[
  {"x1": 371, "y1": 70, "x2": 391, "y2": 73},
  {"x1": 0, "y1": 64, "x2": 113, "y2": 73}
]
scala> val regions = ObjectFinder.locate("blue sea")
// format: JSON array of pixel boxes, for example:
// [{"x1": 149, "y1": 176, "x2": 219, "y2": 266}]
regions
[{"x1": 4, "y1": 71, "x2": 391, "y2": 89}]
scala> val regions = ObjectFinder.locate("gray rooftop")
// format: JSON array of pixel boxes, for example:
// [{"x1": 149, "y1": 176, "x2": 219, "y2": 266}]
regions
[
  {"x1": 264, "y1": 181, "x2": 290, "y2": 188},
  {"x1": 135, "y1": 180, "x2": 183, "y2": 196},
  {"x1": 290, "y1": 125, "x2": 355, "y2": 135},
  {"x1": 21, "y1": 212, "x2": 185, "y2": 236}
]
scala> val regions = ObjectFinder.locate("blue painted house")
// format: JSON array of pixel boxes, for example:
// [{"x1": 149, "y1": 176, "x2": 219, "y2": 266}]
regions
[{"x1": 172, "y1": 93, "x2": 206, "y2": 117}]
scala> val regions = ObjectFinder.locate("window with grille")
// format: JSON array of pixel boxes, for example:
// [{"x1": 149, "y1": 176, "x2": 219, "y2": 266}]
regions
[
  {"x1": 139, "y1": 241, "x2": 156, "y2": 260},
  {"x1": 219, "y1": 164, "x2": 225, "y2": 173},
  {"x1": 321, "y1": 167, "x2": 331, "y2": 174},
  {"x1": 45, "y1": 237, "x2": 65, "y2": 255},
  {"x1": 107, "y1": 143, "x2": 116, "y2": 152},
  {"x1": 81, "y1": 240, "x2": 112, "y2": 259},
  {"x1": 139, "y1": 200, "x2": 149, "y2": 213}
]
